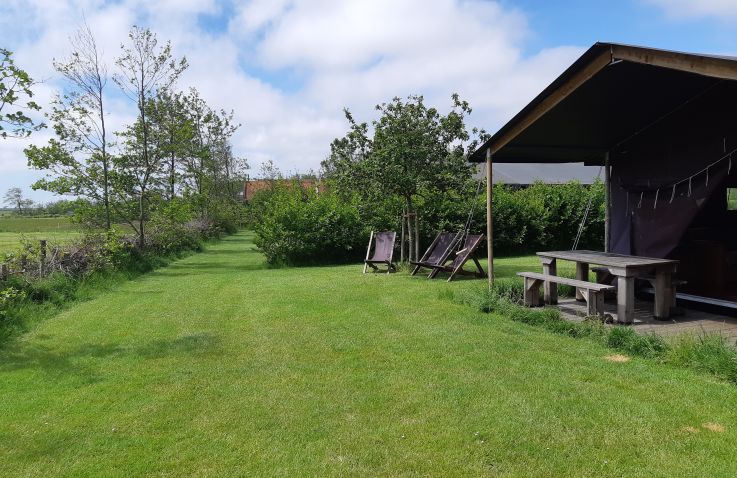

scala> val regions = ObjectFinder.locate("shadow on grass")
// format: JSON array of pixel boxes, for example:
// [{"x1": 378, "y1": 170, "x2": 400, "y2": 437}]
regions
[{"x1": 0, "y1": 332, "x2": 222, "y2": 380}]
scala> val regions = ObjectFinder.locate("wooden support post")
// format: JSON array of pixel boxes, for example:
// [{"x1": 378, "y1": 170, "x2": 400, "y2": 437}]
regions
[
  {"x1": 575, "y1": 262, "x2": 589, "y2": 301},
  {"x1": 363, "y1": 231, "x2": 373, "y2": 274},
  {"x1": 0, "y1": 263, "x2": 7, "y2": 281},
  {"x1": 486, "y1": 148, "x2": 494, "y2": 288},
  {"x1": 617, "y1": 275, "x2": 635, "y2": 324},
  {"x1": 39, "y1": 239, "x2": 47, "y2": 276},
  {"x1": 654, "y1": 267, "x2": 673, "y2": 320},
  {"x1": 524, "y1": 278, "x2": 542, "y2": 307},
  {"x1": 541, "y1": 257, "x2": 558, "y2": 305},
  {"x1": 604, "y1": 152, "x2": 611, "y2": 252},
  {"x1": 584, "y1": 290, "x2": 604, "y2": 317}
]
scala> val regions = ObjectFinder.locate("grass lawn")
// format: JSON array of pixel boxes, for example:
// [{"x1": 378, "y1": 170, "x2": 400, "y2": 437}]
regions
[
  {"x1": 0, "y1": 216, "x2": 81, "y2": 254},
  {"x1": 1, "y1": 231, "x2": 735, "y2": 477}
]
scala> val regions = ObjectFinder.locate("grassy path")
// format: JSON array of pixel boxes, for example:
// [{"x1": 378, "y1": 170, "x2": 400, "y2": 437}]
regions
[{"x1": 1, "y1": 231, "x2": 736, "y2": 477}]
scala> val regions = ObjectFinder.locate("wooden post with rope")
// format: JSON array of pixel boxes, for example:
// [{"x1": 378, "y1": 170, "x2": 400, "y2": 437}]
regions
[{"x1": 486, "y1": 148, "x2": 494, "y2": 288}]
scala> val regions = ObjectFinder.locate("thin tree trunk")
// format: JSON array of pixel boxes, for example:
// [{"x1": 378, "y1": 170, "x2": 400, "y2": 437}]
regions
[
  {"x1": 406, "y1": 197, "x2": 414, "y2": 263},
  {"x1": 400, "y1": 206, "x2": 406, "y2": 263},
  {"x1": 414, "y1": 211, "x2": 419, "y2": 262},
  {"x1": 138, "y1": 190, "x2": 145, "y2": 248},
  {"x1": 100, "y1": 90, "x2": 111, "y2": 230}
]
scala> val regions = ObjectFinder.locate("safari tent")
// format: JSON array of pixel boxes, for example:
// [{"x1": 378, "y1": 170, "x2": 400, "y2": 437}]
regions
[{"x1": 470, "y1": 42, "x2": 737, "y2": 307}]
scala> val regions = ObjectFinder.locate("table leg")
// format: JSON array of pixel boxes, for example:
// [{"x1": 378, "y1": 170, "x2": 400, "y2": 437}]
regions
[
  {"x1": 576, "y1": 262, "x2": 589, "y2": 301},
  {"x1": 617, "y1": 276, "x2": 635, "y2": 324},
  {"x1": 654, "y1": 268, "x2": 673, "y2": 320},
  {"x1": 541, "y1": 257, "x2": 557, "y2": 305}
]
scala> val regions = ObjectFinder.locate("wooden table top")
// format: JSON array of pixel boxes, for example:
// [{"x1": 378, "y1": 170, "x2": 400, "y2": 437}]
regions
[{"x1": 536, "y1": 250, "x2": 679, "y2": 268}]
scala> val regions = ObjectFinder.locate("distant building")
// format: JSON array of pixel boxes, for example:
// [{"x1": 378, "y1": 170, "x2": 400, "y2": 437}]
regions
[{"x1": 243, "y1": 179, "x2": 326, "y2": 201}]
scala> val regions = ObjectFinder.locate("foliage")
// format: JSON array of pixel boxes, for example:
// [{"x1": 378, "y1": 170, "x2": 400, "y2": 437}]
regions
[
  {"x1": 0, "y1": 287, "x2": 24, "y2": 319},
  {"x1": 3, "y1": 187, "x2": 34, "y2": 215},
  {"x1": 322, "y1": 94, "x2": 486, "y2": 261},
  {"x1": 27, "y1": 26, "x2": 247, "y2": 251},
  {"x1": 0, "y1": 48, "x2": 44, "y2": 138},
  {"x1": 253, "y1": 187, "x2": 365, "y2": 265}
]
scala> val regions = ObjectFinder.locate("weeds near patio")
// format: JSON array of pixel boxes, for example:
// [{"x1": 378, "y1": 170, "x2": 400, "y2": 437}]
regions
[{"x1": 452, "y1": 279, "x2": 737, "y2": 385}]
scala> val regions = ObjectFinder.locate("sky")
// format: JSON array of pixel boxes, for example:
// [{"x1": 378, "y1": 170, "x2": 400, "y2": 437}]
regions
[{"x1": 2, "y1": 0, "x2": 737, "y2": 203}]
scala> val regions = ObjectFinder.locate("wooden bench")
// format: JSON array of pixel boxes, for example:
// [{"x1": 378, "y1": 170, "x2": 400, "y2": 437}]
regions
[{"x1": 517, "y1": 272, "x2": 615, "y2": 317}]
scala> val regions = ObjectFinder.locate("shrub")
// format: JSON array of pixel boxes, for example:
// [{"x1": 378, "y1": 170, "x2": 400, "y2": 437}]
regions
[{"x1": 254, "y1": 188, "x2": 366, "y2": 265}]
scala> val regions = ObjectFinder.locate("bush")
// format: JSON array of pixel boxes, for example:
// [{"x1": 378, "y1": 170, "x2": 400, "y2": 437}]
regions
[{"x1": 254, "y1": 188, "x2": 366, "y2": 265}]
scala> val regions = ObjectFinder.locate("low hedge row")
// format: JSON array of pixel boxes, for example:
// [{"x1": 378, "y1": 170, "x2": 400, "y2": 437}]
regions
[{"x1": 250, "y1": 180, "x2": 605, "y2": 266}]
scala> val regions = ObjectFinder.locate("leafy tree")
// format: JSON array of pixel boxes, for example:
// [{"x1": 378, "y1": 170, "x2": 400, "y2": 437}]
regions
[
  {"x1": 26, "y1": 22, "x2": 114, "y2": 228},
  {"x1": 148, "y1": 89, "x2": 193, "y2": 200},
  {"x1": 322, "y1": 94, "x2": 483, "y2": 260},
  {"x1": 0, "y1": 48, "x2": 44, "y2": 138},
  {"x1": 3, "y1": 187, "x2": 27, "y2": 214},
  {"x1": 113, "y1": 26, "x2": 188, "y2": 247}
]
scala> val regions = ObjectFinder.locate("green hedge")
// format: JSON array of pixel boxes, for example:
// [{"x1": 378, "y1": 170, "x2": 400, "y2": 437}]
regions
[
  {"x1": 251, "y1": 180, "x2": 605, "y2": 264},
  {"x1": 253, "y1": 188, "x2": 366, "y2": 265}
]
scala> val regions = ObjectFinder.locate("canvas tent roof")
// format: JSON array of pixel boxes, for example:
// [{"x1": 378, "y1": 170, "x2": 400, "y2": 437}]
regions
[
  {"x1": 471, "y1": 42, "x2": 737, "y2": 305},
  {"x1": 469, "y1": 42, "x2": 737, "y2": 164}
]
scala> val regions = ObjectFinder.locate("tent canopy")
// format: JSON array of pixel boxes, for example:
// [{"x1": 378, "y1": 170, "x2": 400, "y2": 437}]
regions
[
  {"x1": 472, "y1": 42, "x2": 737, "y2": 302},
  {"x1": 469, "y1": 43, "x2": 737, "y2": 164}
]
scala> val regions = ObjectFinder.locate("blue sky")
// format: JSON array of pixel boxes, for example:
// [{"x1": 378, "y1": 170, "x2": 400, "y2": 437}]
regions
[{"x1": 2, "y1": 0, "x2": 737, "y2": 203}]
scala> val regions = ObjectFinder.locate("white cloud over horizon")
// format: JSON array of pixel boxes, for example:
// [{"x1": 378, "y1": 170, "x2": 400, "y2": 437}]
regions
[{"x1": 0, "y1": 0, "x2": 586, "y2": 201}]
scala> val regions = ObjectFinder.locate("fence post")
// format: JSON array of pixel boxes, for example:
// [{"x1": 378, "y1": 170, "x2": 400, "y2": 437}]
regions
[
  {"x1": 40, "y1": 239, "x2": 47, "y2": 276},
  {"x1": 0, "y1": 263, "x2": 7, "y2": 281}
]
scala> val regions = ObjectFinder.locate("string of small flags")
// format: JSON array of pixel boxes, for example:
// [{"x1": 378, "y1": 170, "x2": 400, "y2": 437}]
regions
[{"x1": 625, "y1": 142, "x2": 737, "y2": 212}]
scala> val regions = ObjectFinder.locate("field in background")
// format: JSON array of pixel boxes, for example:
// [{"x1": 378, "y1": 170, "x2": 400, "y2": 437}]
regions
[{"x1": 0, "y1": 216, "x2": 81, "y2": 254}]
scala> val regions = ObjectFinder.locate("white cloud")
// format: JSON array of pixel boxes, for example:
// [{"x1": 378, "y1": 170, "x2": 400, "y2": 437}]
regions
[
  {"x1": 646, "y1": 0, "x2": 737, "y2": 19},
  {"x1": 0, "y1": 0, "x2": 584, "y2": 201}
]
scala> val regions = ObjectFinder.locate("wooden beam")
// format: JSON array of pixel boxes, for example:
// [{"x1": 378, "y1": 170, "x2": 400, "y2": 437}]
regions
[
  {"x1": 611, "y1": 44, "x2": 737, "y2": 81},
  {"x1": 486, "y1": 48, "x2": 613, "y2": 154},
  {"x1": 486, "y1": 148, "x2": 494, "y2": 288}
]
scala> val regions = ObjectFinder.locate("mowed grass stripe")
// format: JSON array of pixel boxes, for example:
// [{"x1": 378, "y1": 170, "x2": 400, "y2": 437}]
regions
[{"x1": 1, "y1": 231, "x2": 736, "y2": 477}]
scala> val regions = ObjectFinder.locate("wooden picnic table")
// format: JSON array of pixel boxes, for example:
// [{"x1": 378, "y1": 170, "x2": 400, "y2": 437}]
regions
[{"x1": 536, "y1": 250, "x2": 679, "y2": 324}]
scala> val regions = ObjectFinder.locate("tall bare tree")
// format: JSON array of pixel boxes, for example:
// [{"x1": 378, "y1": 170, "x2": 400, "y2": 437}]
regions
[{"x1": 32, "y1": 22, "x2": 114, "y2": 229}]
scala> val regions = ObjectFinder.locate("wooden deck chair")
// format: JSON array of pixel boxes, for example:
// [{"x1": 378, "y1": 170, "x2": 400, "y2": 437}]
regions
[
  {"x1": 429, "y1": 234, "x2": 486, "y2": 282},
  {"x1": 363, "y1": 231, "x2": 397, "y2": 274},
  {"x1": 410, "y1": 231, "x2": 461, "y2": 277}
]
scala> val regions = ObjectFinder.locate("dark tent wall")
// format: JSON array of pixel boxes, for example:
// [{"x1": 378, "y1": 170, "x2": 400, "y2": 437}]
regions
[{"x1": 609, "y1": 81, "x2": 737, "y2": 298}]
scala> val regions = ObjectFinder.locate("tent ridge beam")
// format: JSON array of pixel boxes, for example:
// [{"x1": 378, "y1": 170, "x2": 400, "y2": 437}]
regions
[{"x1": 611, "y1": 44, "x2": 737, "y2": 81}]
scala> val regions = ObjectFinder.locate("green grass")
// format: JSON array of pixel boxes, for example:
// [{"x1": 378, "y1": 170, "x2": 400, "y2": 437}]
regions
[
  {"x1": 1, "y1": 231, "x2": 736, "y2": 476},
  {"x1": 0, "y1": 216, "x2": 81, "y2": 254}
]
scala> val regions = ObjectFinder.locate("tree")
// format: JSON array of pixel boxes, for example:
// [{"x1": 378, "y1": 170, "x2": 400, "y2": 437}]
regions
[
  {"x1": 0, "y1": 48, "x2": 44, "y2": 138},
  {"x1": 148, "y1": 89, "x2": 192, "y2": 200},
  {"x1": 322, "y1": 94, "x2": 481, "y2": 261},
  {"x1": 26, "y1": 22, "x2": 114, "y2": 228},
  {"x1": 113, "y1": 26, "x2": 188, "y2": 247},
  {"x1": 3, "y1": 187, "x2": 26, "y2": 214}
]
